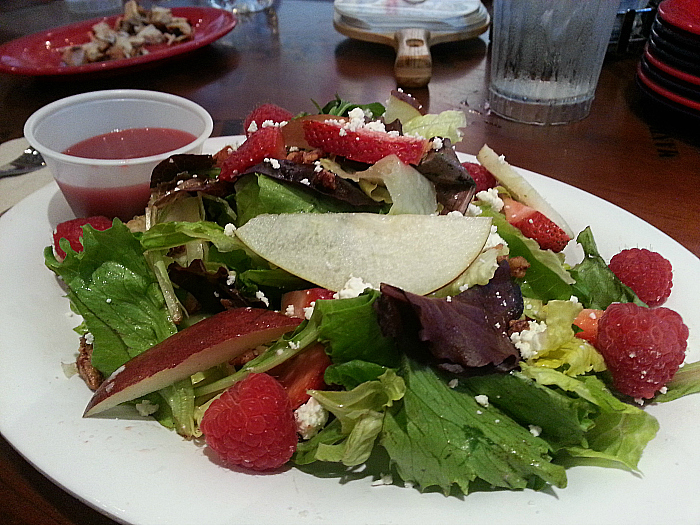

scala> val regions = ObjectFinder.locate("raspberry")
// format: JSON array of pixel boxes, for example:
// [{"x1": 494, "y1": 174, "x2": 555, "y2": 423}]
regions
[
  {"x1": 302, "y1": 119, "x2": 428, "y2": 165},
  {"x1": 597, "y1": 303, "x2": 688, "y2": 399},
  {"x1": 462, "y1": 162, "x2": 498, "y2": 192},
  {"x1": 243, "y1": 103, "x2": 294, "y2": 137},
  {"x1": 608, "y1": 248, "x2": 673, "y2": 306},
  {"x1": 200, "y1": 373, "x2": 297, "y2": 471},
  {"x1": 53, "y1": 216, "x2": 113, "y2": 260},
  {"x1": 219, "y1": 126, "x2": 287, "y2": 181}
]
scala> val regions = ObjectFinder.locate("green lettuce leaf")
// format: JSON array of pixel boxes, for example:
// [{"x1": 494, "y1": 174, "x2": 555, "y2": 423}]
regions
[
  {"x1": 520, "y1": 364, "x2": 659, "y2": 471},
  {"x1": 301, "y1": 370, "x2": 405, "y2": 467},
  {"x1": 654, "y1": 360, "x2": 700, "y2": 402},
  {"x1": 45, "y1": 221, "x2": 176, "y2": 376},
  {"x1": 381, "y1": 357, "x2": 568, "y2": 494},
  {"x1": 569, "y1": 227, "x2": 646, "y2": 310},
  {"x1": 402, "y1": 110, "x2": 467, "y2": 143}
]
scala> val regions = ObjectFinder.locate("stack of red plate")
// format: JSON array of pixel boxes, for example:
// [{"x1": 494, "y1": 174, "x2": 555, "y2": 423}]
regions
[{"x1": 637, "y1": 0, "x2": 700, "y2": 119}]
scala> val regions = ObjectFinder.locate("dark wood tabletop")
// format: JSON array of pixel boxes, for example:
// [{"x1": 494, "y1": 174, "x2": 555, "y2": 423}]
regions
[{"x1": 1, "y1": 1, "x2": 699, "y2": 524}]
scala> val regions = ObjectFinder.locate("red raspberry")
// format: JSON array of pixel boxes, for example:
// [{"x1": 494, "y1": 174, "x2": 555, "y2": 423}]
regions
[
  {"x1": 597, "y1": 303, "x2": 688, "y2": 399},
  {"x1": 462, "y1": 162, "x2": 498, "y2": 192},
  {"x1": 200, "y1": 373, "x2": 297, "y2": 471},
  {"x1": 608, "y1": 248, "x2": 673, "y2": 307},
  {"x1": 302, "y1": 119, "x2": 428, "y2": 165},
  {"x1": 53, "y1": 216, "x2": 113, "y2": 260},
  {"x1": 219, "y1": 126, "x2": 287, "y2": 181},
  {"x1": 243, "y1": 103, "x2": 294, "y2": 137}
]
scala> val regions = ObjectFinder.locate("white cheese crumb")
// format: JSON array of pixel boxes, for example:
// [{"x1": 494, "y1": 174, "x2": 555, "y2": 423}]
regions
[
  {"x1": 284, "y1": 304, "x2": 296, "y2": 317},
  {"x1": 333, "y1": 276, "x2": 376, "y2": 299},
  {"x1": 106, "y1": 298, "x2": 112, "y2": 304},
  {"x1": 247, "y1": 121, "x2": 258, "y2": 133},
  {"x1": 475, "y1": 188, "x2": 504, "y2": 212},
  {"x1": 255, "y1": 290, "x2": 269, "y2": 307},
  {"x1": 303, "y1": 302, "x2": 315, "y2": 320},
  {"x1": 529, "y1": 424, "x2": 542, "y2": 437},
  {"x1": 264, "y1": 157, "x2": 281, "y2": 169},
  {"x1": 294, "y1": 397, "x2": 329, "y2": 440},
  {"x1": 135, "y1": 399, "x2": 160, "y2": 417},
  {"x1": 431, "y1": 137, "x2": 444, "y2": 150},
  {"x1": 224, "y1": 223, "x2": 237, "y2": 237},
  {"x1": 510, "y1": 320, "x2": 548, "y2": 360},
  {"x1": 300, "y1": 178, "x2": 311, "y2": 186},
  {"x1": 483, "y1": 225, "x2": 507, "y2": 250},
  {"x1": 466, "y1": 203, "x2": 483, "y2": 216},
  {"x1": 475, "y1": 394, "x2": 489, "y2": 408},
  {"x1": 448, "y1": 378, "x2": 458, "y2": 388},
  {"x1": 289, "y1": 340, "x2": 300, "y2": 350},
  {"x1": 226, "y1": 270, "x2": 236, "y2": 287},
  {"x1": 85, "y1": 332, "x2": 94, "y2": 345},
  {"x1": 371, "y1": 474, "x2": 394, "y2": 486}
]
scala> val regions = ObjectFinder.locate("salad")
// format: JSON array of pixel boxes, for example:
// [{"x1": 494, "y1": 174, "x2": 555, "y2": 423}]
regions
[{"x1": 46, "y1": 92, "x2": 700, "y2": 496}]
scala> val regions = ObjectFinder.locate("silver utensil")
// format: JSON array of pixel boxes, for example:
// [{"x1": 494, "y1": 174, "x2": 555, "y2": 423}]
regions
[{"x1": 0, "y1": 146, "x2": 46, "y2": 178}]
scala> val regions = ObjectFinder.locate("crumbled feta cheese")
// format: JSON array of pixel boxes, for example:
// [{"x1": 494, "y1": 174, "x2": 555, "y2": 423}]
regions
[
  {"x1": 289, "y1": 340, "x2": 300, "y2": 350},
  {"x1": 510, "y1": 320, "x2": 549, "y2": 360},
  {"x1": 333, "y1": 276, "x2": 376, "y2": 299},
  {"x1": 483, "y1": 224, "x2": 507, "y2": 250},
  {"x1": 224, "y1": 223, "x2": 237, "y2": 237},
  {"x1": 446, "y1": 210, "x2": 464, "y2": 218},
  {"x1": 135, "y1": 399, "x2": 160, "y2": 417},
  {"x1": 247, "y1": 121, "x2": 258, "y2": 133},
  {"x1": 284, "y1": 304, "x2": 296, "y2": 317},
  {"x1": 106, "y1": 298, "x2": 112, "y2": 304},
  {"x1": 529, "y1": 424, "x2": 542, "y2": 437},
  {"x1": 448, "y1": 378, "x2": 459, "y2": 388},
  {"x1": 475, "y1": 187, "x2": 504, "y2": 212},
  {"x1": 466, "y1": 203, "x2": 482, "y2": 216},
  {"x1": 255, "y1": 290, "x2": 269, "y2": 307},
  {"x1": 85, "y1": 332, "x2": 94, "y2": 345},
  {"x1": 226, "y1": 270, "x2": 236, "y2": 287},
  {"x1": 475, "y1": 394, "x2": 489, "y2": 407},
  {"x1": 264, "y1": 157, "x2": 281, "y2": 169},
  {"x1": 294, "y1": 397, "x2": 329, "y2": 440},
  {"x1": 431, "y1": 137, "x2": 444, "y2": 150},
  {"x1": 371, "y1": 474, "x2": 394, "y2": 486},
  {"x1": 313, "y1": 161, "x2": 323, "y2": 172},
  {"x1": 347, "y1": 107, "x2": 365, "y2": 120},
  {"x1": 303, "y1": 302, "x2": 315, "y2": 320},
  {"x1": 300, "y1": 178, "x2": 311, "y2": 186}
]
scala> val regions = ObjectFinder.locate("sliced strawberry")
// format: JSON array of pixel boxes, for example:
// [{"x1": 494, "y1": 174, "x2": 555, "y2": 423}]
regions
[
  {"x1": 573, "y1": 308, "x2": 604, "y2": 346},
  {"x1": 281, "y1": 287, "x2": 336, "y2": 319},
  {"x1": 219, "y1": 126, "x2": 287, "y2": 181},
  {"x1": 53, "y1": 216, "x2": 113, "y2": 260},
  {"x1": 462, "y1": 162, "x2": 498, "y2": 192},
  {"x1": 302, "y1": 119, "x2": 428, "y2": 165},
  {"x1": 502, "y1": 197, "x2": 571, "y2": 253},
  {"x1": 269, "y1": 343, "x2": 332, "y2": 409},
  {"x1": 243, "y1": 103, "x2": 294, "y2": 137}
]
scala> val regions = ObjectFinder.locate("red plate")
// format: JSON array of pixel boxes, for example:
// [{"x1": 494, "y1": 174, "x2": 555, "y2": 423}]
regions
[
  {"x1": 0, "y1": 7, "x2": 236, "y2": 77},
  {"x1": 644, "y1": 46, "x2": 700, "y2": 87},
  {"x1": 658, "y1": 0, "x2": 700, "y2": 36},
  {"x1": 637, "y1": 61, "x2": 700, "y2": 112}
]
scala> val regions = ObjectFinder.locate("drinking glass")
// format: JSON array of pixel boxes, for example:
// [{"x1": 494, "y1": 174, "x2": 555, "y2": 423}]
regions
[{"x1": 488, "y1": 0, "x2": 620, "y2": 125}]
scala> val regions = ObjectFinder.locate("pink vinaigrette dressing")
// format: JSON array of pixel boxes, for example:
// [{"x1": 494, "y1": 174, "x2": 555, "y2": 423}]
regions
[{"x1": 61, "y1": 127, "x2": 197, "y2": 220}]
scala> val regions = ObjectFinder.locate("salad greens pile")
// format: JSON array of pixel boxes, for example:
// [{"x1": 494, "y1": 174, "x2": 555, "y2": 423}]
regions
[{"x1": 45, "y1": 95, "x2": 700, "y2": 496}]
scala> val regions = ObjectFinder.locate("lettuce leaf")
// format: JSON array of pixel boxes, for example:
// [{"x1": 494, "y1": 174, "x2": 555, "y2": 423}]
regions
[
  {"x1": 381, "y1": 356, "x2": 568, "y2": 494},
  {"x1": 45, "y1": 221, "x2": 176, "y2": 376},
  {"x1": 520, "y1": 364, "x2": 659, "y2": 471},
  {"x1": 296, "y1": 369, "x2": 405, "y2": 467},
  {"x1": 569, "y1": 227, "x2": 646, "y2": 310},
  {"x1": 402, "y1": 110, "x2": 467, "y2": 143}
]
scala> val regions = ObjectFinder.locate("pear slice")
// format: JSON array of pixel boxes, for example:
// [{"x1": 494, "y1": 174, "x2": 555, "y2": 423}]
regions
[
  {"x1": 84, "y1": 308, "x2": 301, "y2": 417},
  {"x1": 235, "y1": 213, "x2": 493, "y2": 296},
  {"x1": 476, "y1": 144, "x2": 574, "y2": 237}
]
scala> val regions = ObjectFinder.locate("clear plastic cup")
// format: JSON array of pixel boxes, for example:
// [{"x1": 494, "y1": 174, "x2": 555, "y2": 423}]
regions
[
  {"x1": 24, "y1": 89, "x2": 213, "y2": 221},
  {"x1": 488, "y1": 0, "x2": 620, "y2": 125}
]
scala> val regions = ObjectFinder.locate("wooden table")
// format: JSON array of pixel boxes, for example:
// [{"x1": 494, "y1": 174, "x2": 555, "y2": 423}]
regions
[{"x1": 0, "y1": 1, "x2": 698, "y2": 524}]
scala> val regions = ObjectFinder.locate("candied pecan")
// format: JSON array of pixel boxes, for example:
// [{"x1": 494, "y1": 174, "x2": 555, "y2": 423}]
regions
[
  {"x1": 76, "y1": 336, "x2": 103, "y2": 391},
  {"x1": 508, "y1": 256, "x2": 530, "y2": 279}
]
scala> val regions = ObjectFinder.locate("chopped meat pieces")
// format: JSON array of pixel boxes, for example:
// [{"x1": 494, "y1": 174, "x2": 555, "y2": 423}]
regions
[{"x1": 60, "y1": 0, "x2": 193, "y2": 67}]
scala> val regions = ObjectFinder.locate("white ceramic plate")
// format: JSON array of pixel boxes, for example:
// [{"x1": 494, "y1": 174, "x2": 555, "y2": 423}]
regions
[{"x1": 1, "y1": 137, "x2": 699, "y2": 525}]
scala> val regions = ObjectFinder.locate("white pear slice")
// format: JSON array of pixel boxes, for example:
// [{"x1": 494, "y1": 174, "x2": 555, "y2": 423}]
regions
[
  {"x1": 476, "y1": 144, "x2": 574, "y2": 237},
  {"x1": 235, "y1": 213, "x2": 493, "y2": 296}
]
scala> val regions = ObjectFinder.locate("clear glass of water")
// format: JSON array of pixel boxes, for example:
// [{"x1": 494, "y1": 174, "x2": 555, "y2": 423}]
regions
[
  {"x1": 208, "y1": 0, "x2": 274, "y2": 14},
  {"x1": 488, "y1": 0, "x2": 620, "y2": 125}
]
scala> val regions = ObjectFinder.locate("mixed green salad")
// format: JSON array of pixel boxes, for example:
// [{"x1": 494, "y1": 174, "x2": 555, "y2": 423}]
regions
[{"x1": 45, "y1": 94, "x2": 700, "y2": 496}]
